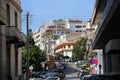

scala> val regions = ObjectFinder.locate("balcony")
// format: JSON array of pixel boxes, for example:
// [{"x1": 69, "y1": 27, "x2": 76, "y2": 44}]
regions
[
  {"x1": 18, "y1": 32, "x2": 26, "y2": 46},
  {"x1": 6, "y1": 26, "x2": 26, "y2": 47},
  {"x1": 63, "y1": 48, "x2": 73, "y2": 51},
  {"x1": 55, "y1": 48, "x2": 63, "y2": 54},
  {"x1": 0, "y1": 4, "x2": 7, "y2": 25}
]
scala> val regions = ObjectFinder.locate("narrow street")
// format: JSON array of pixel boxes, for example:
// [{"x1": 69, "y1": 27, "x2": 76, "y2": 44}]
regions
[{"x1": 64, "y1": 62, "x2": 80, "y2": 80}]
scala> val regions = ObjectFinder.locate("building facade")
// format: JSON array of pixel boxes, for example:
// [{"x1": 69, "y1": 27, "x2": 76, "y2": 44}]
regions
[
  {"x1": 55, "y1": 19, "x2": 88, "y2": 59},
  {"x1": 91, "y1": 0, "x2": 120, "y2": 74},
  {"x1": 55, "y1": 33, "x2": 80, "y2": 59},
  {"x1": 0, "y1": 0, "x2": 26, "y2": 80},
  {"x1": 33, "y1": 19, "x2": 88, "y2": 61},
  {"x1": 66, "y1": 19, "x2": 86, "y2": 36},
  {"x1": 85, "y1": 19, "x2": 104, "y2": 74}
]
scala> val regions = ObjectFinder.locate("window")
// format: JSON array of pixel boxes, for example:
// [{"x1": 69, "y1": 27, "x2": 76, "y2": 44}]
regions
[
  {"x1": 75, "y1": 26, "x2": 81, "y2": 28},
  {"x1": 61, "y1": 31, "x2": 63, "y2": 34},
  {"x1": 76, "y1": 30, "x2": 78, "y2": 32},
  {"x1": 6, "y1": 4, "x2": 10, "y2": 26},
  {"x1": 76, "y1": 30, "x2": 82, "y2": 32},
  {"x1": 53, "y1": 31, "x2": 56, "y2": 34},
  {"x1": 68, "y1": 45, "x2": 70, "y2": 48},
  {"x1": 15, "y1": 12, "x2": 18, "y2": 27},
  {"x1": 83, "y1": 26, "x2": 85, "y2": 28}
]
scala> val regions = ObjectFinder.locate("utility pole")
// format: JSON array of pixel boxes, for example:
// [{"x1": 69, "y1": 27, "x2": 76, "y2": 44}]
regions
[{"x1": 26, "y1": 12, "x2": 29, "y2": 80}]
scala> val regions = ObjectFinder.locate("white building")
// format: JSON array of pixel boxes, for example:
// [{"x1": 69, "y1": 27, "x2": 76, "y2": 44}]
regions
[
  {"x1": 33, "y1": 19, "x2": 87, "y2": 58},
  {"x1": 85, "y1": 19, "x2": 104, "y2": 74},
  {"x1": 66, "y1": 19, "x2": 86, "y2": 35},
  {"x1": 55, "y1": 19, "x2": 87, "y2": 57},
  {"x1": 33, "y1": 27, "x2": 41, "y2": 48},
  {"x1": 55, "y1": 33, "x2": 81, "y2": 58},
  {"x1": 33, "y1": 22, "x2": 69, "y2": 51}
]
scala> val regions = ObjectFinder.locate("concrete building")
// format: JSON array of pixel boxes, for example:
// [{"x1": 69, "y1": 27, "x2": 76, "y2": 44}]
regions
[
  {"x1": 33, "y1": 22, "x2": 54, "y2": 50},
  {"x1": 66, "y1": 19, "x2": 86, "y2": 36},
  {"x1": 91, "y1": 0, "x2": 120, "y2": 74},
  {"x1": 0, "y1": 0, "x2": 26, "y2": 80},
  {"x1": 33, "y1": 19, "x2": 87, "y2": 61},
  {"x1": 84, "y1": 19, "x2": 104, "y2": 74},
  {"x1": 52, "y1": 19, "x2": 86, "y2": 36},
  {"x1": 33, "y1": 27, "x2": 41, "y2": 48},
  {"x1": 55, "y1": 33, "x2": 81, "y2": 59},
  {"x1": 52, "y1": 19, "x2": 67, "y2": 28},
  {"x1": 33, "y1": 23, "x2": 69, "y2": 52},
  {"x1": 54, "y1": 19, "x2": 88, "y2": 59},
  {"x1": 41, "y1": 25, "x2": 69, "y2": 56},
  {"x1": 34, "y1": 24, "x2": 69, "y2": 69}
]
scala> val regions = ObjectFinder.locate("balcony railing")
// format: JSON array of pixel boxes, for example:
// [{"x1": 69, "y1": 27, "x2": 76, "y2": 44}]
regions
[
  {"x1": 6, "y1": 26, "x2": 26, "y2": 46},
  {"x1": 0, "y1": 4, "x2": 7, "y2": 24}
]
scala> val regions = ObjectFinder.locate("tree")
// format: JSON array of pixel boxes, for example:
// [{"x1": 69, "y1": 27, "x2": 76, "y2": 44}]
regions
[
  {"x1": 72, "y1": 37, "x2": 87, "y2": 61},
  {"x1": 22, "y1": 30, "x2": 46, "y2": 72}
]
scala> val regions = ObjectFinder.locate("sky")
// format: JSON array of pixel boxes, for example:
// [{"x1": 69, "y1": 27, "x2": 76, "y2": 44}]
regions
[{"x1": 21, "y1": 0, "x2": 95, "y2": 34}]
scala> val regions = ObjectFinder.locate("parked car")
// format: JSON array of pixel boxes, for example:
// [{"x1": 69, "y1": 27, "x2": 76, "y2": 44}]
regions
[
  {"x1": 32, "y1": 71, "x2": 47, "y2": 78},
  {"x1": 82, "y1": 75, "x2": 92, "y2": 80},
  {"x1": 84, "y1": 74, "x2": 118, "y2": 80},
  {"x1": 45, "y1": 72, "x2": 64, "y2": 80},
  {"x1": 75, "y1": 60, "x2": 84, "y2": 68},
  {"x1": 43, "y1": 76, "x2": 60, "y2": 80},
  {"x1": 79, "y1": 72, "x2": 89, "y2": 80}
]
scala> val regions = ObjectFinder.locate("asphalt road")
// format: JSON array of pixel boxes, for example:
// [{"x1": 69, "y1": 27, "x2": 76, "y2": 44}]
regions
[{"x1": 64, "y1": 62, "x2": 80, "y2": 80}]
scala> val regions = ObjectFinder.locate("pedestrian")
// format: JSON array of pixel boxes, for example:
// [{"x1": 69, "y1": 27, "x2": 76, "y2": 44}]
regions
[{"x1": 77, "y1": 70, "x2": 80, "y2": 77}]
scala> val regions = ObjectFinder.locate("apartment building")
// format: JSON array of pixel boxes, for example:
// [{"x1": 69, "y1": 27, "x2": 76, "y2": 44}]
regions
[
  {"x1": 66, "y1": 19, "x2": 86, "y2": 36},
  {"x1": 33, "y1": 19, "x2": 87, "y2": 61},
  {"x1": 33, "y1": 28, "x2": 41, "y2": 48},
  {"x1": 52, "y1": 19, "x2": 86, "y2": 36},
  {"x1": 91, "y1": 0, "x2": 120, "y2": 74},
  {"x1": 0, "y1": 0, "x2": 26, "y2": 80},
  {"x1": 33, "y1": 24, "x2": 70, "y2": 69},
  {"x1": 55, "y1": 33, "x2": 81, "y2": 59},
  {"x1": 33, "y1": 22, "x2": 70, "y2": 51},
  {"x1": 55, "y1": 19, "x2": 88, "y2": 59},
  {"x1": 52, "y1": 19, "x2": 67, "y2": 28},
  {"x1": 41, "y1": 25, "x2": 69, "y2": 56}
]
